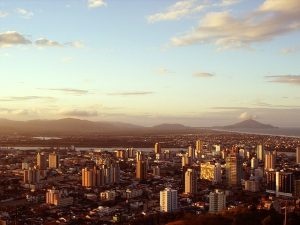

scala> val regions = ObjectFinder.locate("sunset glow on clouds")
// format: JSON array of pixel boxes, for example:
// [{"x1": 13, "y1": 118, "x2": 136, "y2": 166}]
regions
[{"x1": 0, "y1": 0, "x2": 300, "y2": 126}]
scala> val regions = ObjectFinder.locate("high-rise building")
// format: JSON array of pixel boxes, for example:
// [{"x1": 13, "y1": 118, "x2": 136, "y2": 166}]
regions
[
  {"x1": 187, "y1": 146, "x2": 195, "y2": 159},
  {"x1": 155, "y1": 143, "x2": 161, "y2": 155},
  {"x1": 296, "y1": 146, "x2": 300, "y2": 164},
  {"x1": 152, "y1": 165, "x2": 160, "y2": 176},
  {"x1": 266, "y1": 171, "x2": 294, "y2": 197},
  {"x1": 266, "y1": 170, "x2": 276, "y2": 193},
  {"x1": 37, "y1": 152, "x2": 47, "y2": 170},
  {"x1": 182, "y1": 154, "x2": 191, "y2": 167},
  {"x1": 265, "y1": 151, "x2": 275, "y2": 171},
  {"x1": 82, "y1": 167, "x2": 105, "y2": 187},
  {"x1": 200, "y1": 162, "x2": 221, "y2": 183},
  {"x1": 185, "y1": 168, "x2": 197, "y2": 194},
  {"x1": 277, "y1": 172, "x2": 294, "y2": 197},
  {"x1": 195, "y1": 140, "x2": 203, "y2": 158},
  {"x1": 23, "y1": 167, "x2": 40, "y2": 184},
  {"x1": 245, "y1": 180, "x2": 259, "y2": 192},
  {"x1": 294, "y1": 180, "x2": 300, "y2": 197},
  {"x1": 100, "y1": 162, "x2": 120, "y2": 184},
  {"x1": 239, "y1": 149, "x2": 245, "y2": 159},
  {"x1": 127, "y1": 148, "x2": 136, "y2": 158},
  {"x1": 48, "y1": 152, "x2": 59, "y2": 169},
  {"x1": 46, "y1": 188, "x2": 73, "y2": 207},
  {"x1": 136, "y1": 151, "x2": 145, "y2": 161},
  {"x1": 115, "y1": 150, "x2": 127, "y2": 159},
  {"x1": 209, "y1": 189, "x2": 226, "y2": 213},
  {"x1": 160, "y1": 188, "x2": 178, "y2": 213},
  {"x1": 251, "y1": 157, "x2": 258, "y2": 169},
  {"x1": 226, "y1": 154, "x2": 243, "y2": 186},
  {"x1": 257, "y1": 144, "x2": 264, "y2": 161},
  {"x1": 136, "y1": 160, "x2": 147, "y2": 181}
]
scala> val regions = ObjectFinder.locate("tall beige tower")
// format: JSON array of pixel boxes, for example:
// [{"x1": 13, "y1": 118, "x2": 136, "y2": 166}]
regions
[
  {"x1": 82, "y1": 167, "x2": 105, "y2": 187},
  {"x1": 48, "y1": 152, "x2": 59, "y2": 169},
  {"x1": 136, "y1": 160, "x2": 147, "y2": 181},
  {"x1": 265, "y1": 151, "x2": 275, "y2": 171},
  {"x1": 185, "y1": 168, "x2": 197, "y2": 194},
  {"x1": 37, "y1": 152, "x2": 47, "y2": 170},
  {"x1": 155, "y1": 143, "x2": 161, "y2": 154},
  {"x1": 195, "y1": 140, "x2": 203, "y2": 158}
]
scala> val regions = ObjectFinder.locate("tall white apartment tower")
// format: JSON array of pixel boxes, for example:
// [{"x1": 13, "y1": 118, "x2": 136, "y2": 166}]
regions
[
  {"x1": 160, "y1": 188, "x2": 178, "y2": 212},
  {"x1": 209, "y1": 189, "x2": 226, "y2": 213}
]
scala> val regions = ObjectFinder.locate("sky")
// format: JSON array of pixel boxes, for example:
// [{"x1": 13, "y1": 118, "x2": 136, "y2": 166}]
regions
[{"x1": 0, "y1": 0, "x2": 300, "y2": 127}]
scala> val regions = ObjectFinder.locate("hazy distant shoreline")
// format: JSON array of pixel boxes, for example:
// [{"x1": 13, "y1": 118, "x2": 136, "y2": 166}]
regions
[{"x1": 212, "y1": 128, "x2": 300, "y2": 138}]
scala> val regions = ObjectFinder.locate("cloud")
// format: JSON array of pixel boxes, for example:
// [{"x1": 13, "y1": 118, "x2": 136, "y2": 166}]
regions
[
  {"x1": 147, "y1": 0, "x2": 205, "y2": 23},
  {"x1": 193, "y1": 72, "x2": 215, "y2": 78},
  {"x1": 0, "y1": 96, "x2": 55, "y2": 102},
  {"x1": 88, "y1": 0, "x2": 107, "y2": 8},
  {"x1": 281, "y1": 45, "x2": 300, "y2": 54},
  {"x1": 35, "y1": 38, "x2": 63, "y2": 47},
  {"x1": 158, "y1": 67, "x2": 173, "y2": 75},
  {"x1": 265, "y1": 75, "x2": 300, "y2": 85},
  {"x1": 61, "y1": 57, "x2": 74, "y2": 63},
  {"x1": 0, "y1": 11, "x2": 9, "y2": 18},
  {"x1": 61, "y1": 109, "x2": 99, "y2": 117},
  {"x1": 0, "y1": 31, "x2": 83, "y2": 49},
  {"x1": 67, "y1": 40, "x2": 85, "y2": 48},
  {"x1": 171, "y1": 0, "x2": 300, "y2": 49},
  {"x1": 0, "y1": 31, "x2": 31, "y2": 48},
  {"x1": 220, "y1": 0, "x2": 240, "y2": 6},
  {"x1": 16, "y1": 8, "x2": 34, "y2": 19},
  {"x1": 107, "y1": 91, "x2": 154, "y2": 96},
  {"x1": 35, "y1": 39, "x2": 84, "y2": 48},
  {"x1": 239, "y1": 112, "x2": 257, "y2": 120},
  {"x1": 42, "y1": 88, "x2": 89, "y2": 95}
]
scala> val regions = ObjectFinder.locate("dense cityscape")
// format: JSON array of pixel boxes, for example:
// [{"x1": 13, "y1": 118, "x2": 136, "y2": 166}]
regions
[
  {"x1": 1, "y1": 0, "x2": 300, "y2": 224},
  {"x1": 0, "y1": 131, "x2": 299, "y2": 224}
]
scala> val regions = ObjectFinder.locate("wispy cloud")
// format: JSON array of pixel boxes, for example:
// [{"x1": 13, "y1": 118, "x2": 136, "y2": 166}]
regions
[
  {"x1": 0, "y1": 11, "x2": 9, "y2": 18},
  {"x1": 0, "y1": 31, "x2": 83, "y2": 49},
  {"x1": 171, "y1": 0, "x2": 300, "y2": 49},
  {"x1": 193, "y1": 72, "x2": 215, "y2": 78},
  {"x1": 88, "y1": 0, "x2": 107, "y2": 8},
  {"x1": 220, "y1": 0, "x2": 241, "y2": 6},
  {"x1": 0, "y1": 96, "x2": 55, "y2": 102},
  {"x1": 61, "y1": 109, "x2": 99, "y2": 117},
  {"x1": 147, "y1": 0, "x2": 205, "y2": 23},
  {"x1": 61, "y1": 57, "x2": 74, "y2": 63},
  {"x1": 107, "y1": 91, "x2": 154, "y2": 96},
  {"x1": 67, "y1": 40, "x2": 85, "y2": 48},
  {"x1": 265, "y1": 75, "x2": 300, "y2": 85},
  {"x1": 40, "y1": 88, "x2": 89, "y2": 95},
  {"x1": 35, "y1": 38, "x2": 63, "y2": 47},
  {"x1": 16, "y1": 8, "x2": 34, "y2": 19},
  {"x1": 158, "y1": 67, "x2": 174, "y2": 75},
  {"x1": 0, "y1": 31, "x2": 31, "y2": 48},
  {"x1": 35, "y1": 39, "x2": 84, "y2": 48},
  {"x1": 281, "y1": 45, "x2": 300, "y2": 54}
]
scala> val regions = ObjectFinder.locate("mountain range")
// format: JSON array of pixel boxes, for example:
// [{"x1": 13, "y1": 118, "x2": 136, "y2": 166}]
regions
[{"x1": 0, "y1": 118, "x2": 276, "y2": 136}]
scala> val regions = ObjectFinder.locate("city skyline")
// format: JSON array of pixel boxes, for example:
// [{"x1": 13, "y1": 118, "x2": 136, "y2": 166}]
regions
[{"x1": 1, "y1": 0, "x2": 300, "y2": 127}]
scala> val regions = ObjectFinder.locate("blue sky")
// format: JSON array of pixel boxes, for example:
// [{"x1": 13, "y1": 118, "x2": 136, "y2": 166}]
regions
[{"x1": 0, "y1": 0, "x2": 300, "y2": 126}]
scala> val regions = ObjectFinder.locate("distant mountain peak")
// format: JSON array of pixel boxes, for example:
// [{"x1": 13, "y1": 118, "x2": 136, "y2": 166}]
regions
[
  {"x1": 151, "y1": 123, "x2": 188, "y2": 130},
  {"x1": 223, "y1": 119, "x2": 276, "y2": 129}
]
